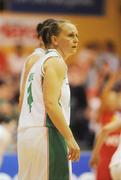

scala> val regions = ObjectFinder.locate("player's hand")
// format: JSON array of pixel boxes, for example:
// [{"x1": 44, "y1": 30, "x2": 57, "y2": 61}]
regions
[
  {"x1": 66, "y1": 138, "x2": 80, "y2": 161},
  {"x1": 89, "y1": 155, "x2": 99, "y2": 169}
]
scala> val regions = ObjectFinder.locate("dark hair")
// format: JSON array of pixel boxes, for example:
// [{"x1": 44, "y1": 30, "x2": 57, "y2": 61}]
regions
[
  {"x1": 104, "y1": 40, "x2": 116, "y2": 53},
  {"x1": 0, "y1": 113, "x2": 12, "y2": 124},
  {"x1": 112, "y1": 81, "x2": 121, "y2": 93},
  {"x1": 36, "y1": 23, "x2": 43, "y2": 38},
  {"x1": 41, "y1": 22, "x2": 61, "y2": 47},
  {"x1": 36, "y1": 19, "x2": 57, "y2": 39},
  {"x1": 41, "y1": 20, "x2": 68, "y2": 47}
]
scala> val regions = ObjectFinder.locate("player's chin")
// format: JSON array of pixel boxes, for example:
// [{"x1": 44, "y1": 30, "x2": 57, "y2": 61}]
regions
[{"x1": 71, "y1": 48, "x2": 77, "y2": 54}]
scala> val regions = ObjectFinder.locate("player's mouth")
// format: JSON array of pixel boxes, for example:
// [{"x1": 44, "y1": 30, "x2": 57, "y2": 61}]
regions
[{"x1": 72, "y1": 46, "x2": 77, "y2": 49}]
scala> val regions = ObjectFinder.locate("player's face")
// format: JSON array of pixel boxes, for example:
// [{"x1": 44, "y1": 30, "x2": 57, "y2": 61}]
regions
[{"x1": 56, "y1": 23, "x2": 79, "y2": 59}]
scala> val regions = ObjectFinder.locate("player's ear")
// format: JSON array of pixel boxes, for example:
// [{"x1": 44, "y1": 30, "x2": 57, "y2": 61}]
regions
[{"x1": 51, "y1": 35, "x2": 58, "y2": 46}]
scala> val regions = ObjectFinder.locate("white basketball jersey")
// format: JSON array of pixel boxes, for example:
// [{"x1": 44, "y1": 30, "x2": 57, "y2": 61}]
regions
[
  {"x1": 20, "y1": 48, "x2": 45, "y2": 91},
  {"x1": 18, "y1": 49, "x2": 70, "y2": 130}
]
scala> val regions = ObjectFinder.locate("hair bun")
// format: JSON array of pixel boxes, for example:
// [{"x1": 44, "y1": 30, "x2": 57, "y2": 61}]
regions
[
  {"x1": 41, "y1": 25, "x2": 51, "y2": 38},
  {"x1": 36, "y1": 23, "x2": 43, "y2": 33},
  {"x1": 36, "y1": 19, "x2": 58, "y2": 39},
  {"x1": 36, "y1": 23, "x2": 44, "y2": 38}
]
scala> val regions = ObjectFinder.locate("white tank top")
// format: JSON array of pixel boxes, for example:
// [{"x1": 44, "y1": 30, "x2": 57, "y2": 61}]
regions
[{"x1": 18, "y1": 49, "x2": 70, "y2": 130}]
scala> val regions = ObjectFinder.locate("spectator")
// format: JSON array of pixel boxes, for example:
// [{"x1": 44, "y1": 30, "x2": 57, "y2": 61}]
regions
[
  {"x1": 7, "y1": 44, "x2": 25, "y2": 78},
  {"x1": 0, "y1": 113, "x2": 16, "y2": 167}
]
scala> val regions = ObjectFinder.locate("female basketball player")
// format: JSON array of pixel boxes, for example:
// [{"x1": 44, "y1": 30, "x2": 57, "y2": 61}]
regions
[
  {"x1": 19, "y1": 19, "x2": 56, "y2": 111},
  {"x1": 90, "y1": 89, "x2": 121, "y2": 180},
  {"x1": 17, "y1": 19, "x2": 80, "y2": 180}
]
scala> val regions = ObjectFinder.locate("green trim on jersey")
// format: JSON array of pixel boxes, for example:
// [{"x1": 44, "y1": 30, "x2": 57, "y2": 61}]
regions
[
  {"x1": 46, "y1": 114, "x2": 55, "y2": 127},
  {"x1": 45, "y1": 50, "x2": 52, "y2": 54},
  {"x1": 28, "y1": 72, "x2": 34, "y2": 81},
  {"x1": 48, "y1": 128, "x2": 69, "y2": 180},
  {"x1": 27, "y1": 82, "x2": 33, "y2": 112},
  {"x1": 27, "y1": 72, "x2": 34, "y2": 112}
]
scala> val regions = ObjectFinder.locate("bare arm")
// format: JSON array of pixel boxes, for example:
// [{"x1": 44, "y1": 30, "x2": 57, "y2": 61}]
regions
[
  {"x1": 96, "y1": 72, "x2": 119, "y2": 122},
  {"x1": 90, "y1": 113, "x2": 121, "y2": 168},
  {"x1": 43, "y1": 57, "x2": 80, "y2": 161},
  {"x1": 101, "y1": 71, "x2": 120, "y2": 97}
]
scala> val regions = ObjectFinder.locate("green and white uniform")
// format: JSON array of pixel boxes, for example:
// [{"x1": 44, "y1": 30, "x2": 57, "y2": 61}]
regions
[
  {"x1": 17, "y1": 49, "x2": 71, "y2": 180},
  {"x1": 19, "y1": 48, "x2": 45, "y2": 91}
]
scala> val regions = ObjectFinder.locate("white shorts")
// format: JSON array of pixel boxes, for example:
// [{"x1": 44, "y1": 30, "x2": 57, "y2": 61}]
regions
[
  {"x1": 17, "y1": 127, "x2": 71, "y2": 180},
  {"x1": 17, "y1": 127, "x2": 48, "y2": 180}
]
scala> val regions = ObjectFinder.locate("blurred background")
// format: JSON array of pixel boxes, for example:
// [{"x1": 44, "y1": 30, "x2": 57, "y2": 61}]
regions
[{"x1": 0, "y1": 0, "x2": 121, "y2": 179}]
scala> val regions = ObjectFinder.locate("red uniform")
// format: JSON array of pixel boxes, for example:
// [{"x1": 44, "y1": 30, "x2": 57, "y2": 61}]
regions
[{"x1": 96, "y1": 111, "x2": 120, "y2": 180}]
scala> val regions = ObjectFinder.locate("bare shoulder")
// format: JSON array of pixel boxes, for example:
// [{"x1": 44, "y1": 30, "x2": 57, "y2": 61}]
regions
[{"x1": 44, "y1": 57, "x2": 67, "y2": 75}]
